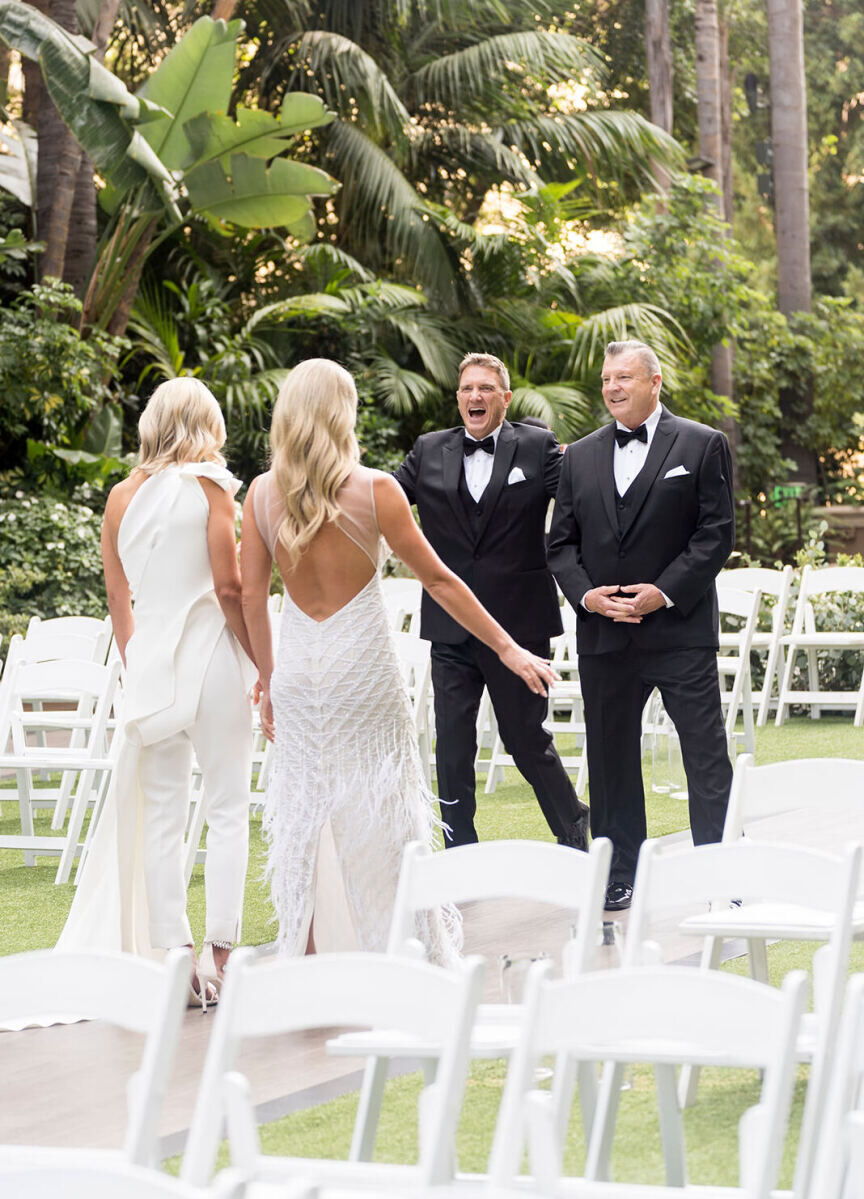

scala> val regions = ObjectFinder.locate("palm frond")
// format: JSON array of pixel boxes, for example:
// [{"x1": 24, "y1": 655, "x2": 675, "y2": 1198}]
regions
[
  {"x1": 127, "y1": 284, "x2": 186, "y2": 382},
  {"x1": 325, "y1": 120, "x2": 461, "y2": 304},
  {"x1": 364, "y1": 352, "x2": 441, "y2": 415},
  {"x1": 510, "y1": 382, "x2": 593, "y2": 441},
  {"x1": 561, "y1": 303, "x2": 689, "y2": 384},
  {"x1": 381, "y1": 309, "x2": 463, "y2": 388},
  {"x1": 340, "y1": 281, "x2": 428, "y2": 312},
  {"x1": 409, "y1": 126, "x2": 540, "y2": 190},
  {"x1": 411, "y1": 30, "x2": 605, "y2": 108},
  {"x1": 295, "y1": 242, "x2": 376, "y2": 285},
  {"x1": 244, "y1": 292, "x2": 351, "y2": 332},
  {"x1": 296, "y1": 31, "x2": 412, "y2": 142},
  {"x1": 500, "y1": 111, "x2": 683, "y2": 183}
]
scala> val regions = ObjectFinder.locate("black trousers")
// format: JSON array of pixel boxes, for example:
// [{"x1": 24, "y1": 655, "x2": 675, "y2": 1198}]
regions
[
  {"x1": 578, "y1": 645, "x2": 733, "y2": 885},
  {"x1": 430, "y1": 636, "x2": 586, "y2": 846}
]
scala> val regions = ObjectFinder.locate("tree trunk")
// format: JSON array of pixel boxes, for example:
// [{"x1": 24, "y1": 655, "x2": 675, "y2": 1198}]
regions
[
  {"x1": 694, "y1": 0, "x2": 724, "y2": 213},
  {"x1": 34, "y1": 0, "x2": 83, "y2": 283},
  {"x1": 63, "y1": 155, "x2": 99, "y2": 298},
  {"x1": 766, "y1": 0, "x2": 816, "y2": 486},
  {"x1": 0, "y1": 44, "x2": 10, "y2": 106},
  {"x1": 719, "y1": 15, "x2": 734, "y2": 233},
  {"x1": 644, "y1": 0, "x2": 673, "y2": 191},
  {"x1": 64, "y1": 0, "x2": 121, "y2": 302},
  {"x1": 766, "y1": 0, "x2": 811, "y2": 316},
  {"x1": 211, "y1": 0, "x2": 239, "y2": 19},
  {"x1": 694, "y1": 0, "x2": 736, "y2": 474}
]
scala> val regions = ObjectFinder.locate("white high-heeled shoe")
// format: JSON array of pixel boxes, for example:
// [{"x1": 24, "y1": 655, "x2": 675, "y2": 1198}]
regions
[{"x1": 198, "y1": 943, "x2": 226, "y2": 1001}]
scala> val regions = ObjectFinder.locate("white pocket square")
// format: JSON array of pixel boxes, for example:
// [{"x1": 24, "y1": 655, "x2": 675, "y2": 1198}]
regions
[
  {"x1": 507, "y1": 466, "x2": 527, "y2": 484},
  {"x1": 664, "y1": 465, "x2": 690, "y2": 479}
]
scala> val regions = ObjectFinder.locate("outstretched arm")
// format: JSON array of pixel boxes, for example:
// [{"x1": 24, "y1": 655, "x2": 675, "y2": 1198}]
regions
[{"x1": 374, "y1": 474, "x2": 557, "y2": 696}]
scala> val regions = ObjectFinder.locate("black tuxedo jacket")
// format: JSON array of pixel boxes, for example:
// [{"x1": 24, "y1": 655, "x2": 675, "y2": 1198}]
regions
[
  {"x1": 393, "y1": 420, "x2": 564, "y2": 644},
  {"x1": 547, "y1": 408, "x2": 735, "y2": 655}
]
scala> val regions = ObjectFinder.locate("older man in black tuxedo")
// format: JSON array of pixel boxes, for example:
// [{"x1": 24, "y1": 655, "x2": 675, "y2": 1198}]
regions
[
  {"x1": 394, "y1": 352, "x2": 589, "y2": 850},
  {"x1": 548, "y1": 340, "x2": 735, "y2": 910}
]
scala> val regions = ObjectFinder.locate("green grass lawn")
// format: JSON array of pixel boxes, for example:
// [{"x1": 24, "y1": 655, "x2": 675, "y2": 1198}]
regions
[{"x1": 3, "y1": 715, "x2": 863, "y2": 1182}]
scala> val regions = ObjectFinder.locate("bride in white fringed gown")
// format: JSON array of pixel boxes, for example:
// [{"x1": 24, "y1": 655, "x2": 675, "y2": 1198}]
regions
[{"x1": 241, "y1": 359, "x2": 557, "y2": 963}]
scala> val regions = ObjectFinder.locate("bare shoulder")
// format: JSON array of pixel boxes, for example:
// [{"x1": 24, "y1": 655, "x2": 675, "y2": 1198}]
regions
[{"x1": 372, "y1": 471, "x2": 408, "y2": 507}]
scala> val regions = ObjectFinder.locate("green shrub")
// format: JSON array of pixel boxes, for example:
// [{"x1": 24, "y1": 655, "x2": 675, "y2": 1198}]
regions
[{"x1": 0, "y1": 487, "x2": 105, "y2": 644}]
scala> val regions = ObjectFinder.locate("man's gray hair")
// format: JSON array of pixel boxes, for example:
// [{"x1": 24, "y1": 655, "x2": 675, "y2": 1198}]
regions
[
  {"x1": 458, "y1": 352, "x2": 510, "y2": 392},
  {"x1": 604, "y1": 340, "x2": 662, "y2": 378}
]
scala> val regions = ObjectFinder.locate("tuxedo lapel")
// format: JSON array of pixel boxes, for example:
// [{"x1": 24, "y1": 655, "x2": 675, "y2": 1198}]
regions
[
  {"x1": 442, "y1": 432, "x2": 474, "y2": 543},
  {"x1": 618, "y1": 411, "x2": 678, "y2": 539},
  {"x1": 474, "y1": 422, "x2": 517, "y2": 545},
  {"x1": 595, "y1": 426, "x2": 618, "y2": 536}
]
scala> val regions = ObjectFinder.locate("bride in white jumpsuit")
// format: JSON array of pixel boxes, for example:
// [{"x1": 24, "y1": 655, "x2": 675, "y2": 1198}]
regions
[{"x1": 58, "y1": 379, "x2": 256, "y2": 1004}]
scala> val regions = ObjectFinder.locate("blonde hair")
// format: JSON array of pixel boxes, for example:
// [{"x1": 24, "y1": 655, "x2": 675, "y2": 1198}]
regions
[
  {"x1": 269, "y1": 358, "x2": 360, "y2": 567},
  {"x1": 458, "y1": 352, "x2": 510, "y2": 392},
  {"x1": 138, "y1": 377, "x2": 226, "y2": 473}
]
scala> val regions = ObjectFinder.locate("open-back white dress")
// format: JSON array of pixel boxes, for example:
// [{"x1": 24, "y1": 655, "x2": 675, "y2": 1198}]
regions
[{"x1": 253, "y1": 465, "x2": 461, "y2": 964}]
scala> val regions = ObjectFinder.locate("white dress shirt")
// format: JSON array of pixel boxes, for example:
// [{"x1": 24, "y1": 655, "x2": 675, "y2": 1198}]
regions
[
  {"x1": 614, "y1": 402, "x2": 663, "y2": 496},
  {"x1": 581, "y1": 402, "x2": 673, "y2": 609},
  {"x1": 463, "y1": 424, "x2": 502, "y2": 502}
]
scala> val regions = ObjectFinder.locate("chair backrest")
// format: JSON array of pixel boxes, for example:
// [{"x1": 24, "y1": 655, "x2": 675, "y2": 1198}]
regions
[
  {"x1": 387, "y1": 838, "x2": 612, "y2": 975},
  {"x1": 380, "y1": 577, "x2": 422, "y2": 634},
  {"x1": 181, "y1": 949, "x2": 485, "y2": 1186},
  {"x1": 626, "y1": 837, "x2": 860, "y2": 966},
  {"x1": 809, "y1": 973, "x2": 864, "y2": 1199},
  {"x1": 2, "y1": 658, "x2": 121, "y2": 757},
  {"x1": 718, "y1": 566, "x2": 794, "y2": 639},
  {"x1": 791, "y1": 564, "x2": 864, "y2": 634},
  {"x1": 0, "y1": 949, "x2": 189, "y2": 1166},
  {"x1": 723, "y1": 753, "x2": 864, "y2": 841},
  {"x1": 489, "y1": 962, "x2": 807, "y2": 1195},
  {"x1": 25, "y1": 615, "x2": 112, "y2": 662}
]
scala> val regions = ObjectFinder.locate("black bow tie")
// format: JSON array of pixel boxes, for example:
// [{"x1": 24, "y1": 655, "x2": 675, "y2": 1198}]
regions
[
  {"x1": 464, "y1": 436, "x2": 495, "y2": 456},
  {"x1": 614, "y1": 424, "x2": 648, "y2": 448}
]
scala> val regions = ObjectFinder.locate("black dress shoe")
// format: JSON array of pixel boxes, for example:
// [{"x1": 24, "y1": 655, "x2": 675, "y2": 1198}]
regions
[
  {"x1": 557, "y1": 803, "x2": 590, "y2": 852},
  {"x1": 604, "y1": 882, "x2": 633, "y2": 911}
]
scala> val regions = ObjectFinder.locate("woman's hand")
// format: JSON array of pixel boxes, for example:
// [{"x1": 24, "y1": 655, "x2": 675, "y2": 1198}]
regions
[
  {"x1": 259, "y1": 688, "x2": 275, "y2": 742},
  {"x1": 497, "y1": 643, "x2": 559, "y2": 697}
]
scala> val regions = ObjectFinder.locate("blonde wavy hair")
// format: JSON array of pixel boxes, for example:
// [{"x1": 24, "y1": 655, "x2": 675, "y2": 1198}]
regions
[
  {"x1": 270, "y1": 358, "x2": 360, "y2": 566},
  {"x1": 138, "y1": 378, "x2": 226, "y2": 473}
]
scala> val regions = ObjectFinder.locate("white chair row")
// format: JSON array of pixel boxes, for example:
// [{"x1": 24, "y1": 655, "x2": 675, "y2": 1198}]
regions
[{"x1": 4, "y1": 772, "x2": 864, "y2": 1199}]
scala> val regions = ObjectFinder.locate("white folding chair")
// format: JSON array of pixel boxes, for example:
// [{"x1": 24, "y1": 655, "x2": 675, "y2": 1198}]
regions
[
  {"x1": 775, "y1": 565, "x2": 864, "y2": 725},
  {"x1": 0, "y1": 622, "x2": 115, "y2": 830},
  {"x1": 180, "y1": 949, "x2": 485, "y2": 1189},
  {"x1": 336, "y1": 837, "x2": 612, "y2": 1163},
  {"x1": 717, "y1": 565, "x2": 794, "y2": 725},
  {"x1": 808, "y1": 973, "x2": 864, "y2": 1199},
  {"x1": 380, "y1": 576, "x2": 422, "y2": 635},
  {"x1": 0, "y1": 949, "x2": 189, "y2": 1170},
  {"x1": 392, "y1": 630, "x2": 434, "y2": 785},
  {"x1": 0, "y1": 658, "x2": 122, "y2": 882},
  {"x1": 624, "y1": 837, "x2": 861, "y2": 1197},
  {"x1": 488, "y1": 962, "x2": 807, "y2": 1197},
  {"x1": 715, "y1": 585, "x2": 762, "y2": 756},
  {"x1": 722, "y1": 754, "x2": 864, "y2": 913},
  {"x1": 484, "y1": 603, "x2": 588, "y2": 796}
]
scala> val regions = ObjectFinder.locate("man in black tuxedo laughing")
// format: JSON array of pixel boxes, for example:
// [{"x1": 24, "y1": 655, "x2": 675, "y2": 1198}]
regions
[
  {"x1": 548, "y1": 340, "x2": 735, "y2": 910},
  {"x1": 394, "y1": 352, "x2": 589, "y2": 850}
]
